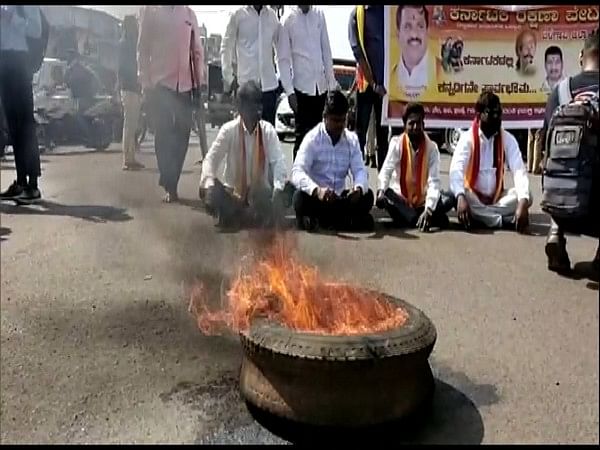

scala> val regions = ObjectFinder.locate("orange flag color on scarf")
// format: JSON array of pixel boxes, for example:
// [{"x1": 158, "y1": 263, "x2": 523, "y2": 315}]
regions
[
  {"x1": 236, "y1": 119, "x2": 266, "y2": 203},
  {"x1": 399, "y1": 133, "x2": 430, "y2": 208}
]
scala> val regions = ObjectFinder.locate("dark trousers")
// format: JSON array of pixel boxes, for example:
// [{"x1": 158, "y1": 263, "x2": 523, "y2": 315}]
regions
[
  {"x1": 293, "y1": 189, "x2": 374, "y2": 224},
  {"x1": 381, "y1": 189, "x2": 455, "y2": 227},
  {"x1": 355, "y1": 85, "x2": 400, "y2": 171},
  {"x1": 293, "y1": 90, "x2": 326, "y2": 160},
  {"x1": 0, "y1": 50, "x2": 41, "y2": 184},
  {"x1": 262, "y1": 89, "x2": 278, "y2": 126},
  {"x1": 205, "y1": 179, "x2": 289, "y2": 228},
  {"x1": 149, "y1": 86, "x2": 192, "y2": 194}
]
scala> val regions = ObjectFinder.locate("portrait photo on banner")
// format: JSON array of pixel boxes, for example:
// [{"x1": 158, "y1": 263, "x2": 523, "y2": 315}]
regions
[{"x1": 382, "y1": 5, "x2": 599, "y2": 129}]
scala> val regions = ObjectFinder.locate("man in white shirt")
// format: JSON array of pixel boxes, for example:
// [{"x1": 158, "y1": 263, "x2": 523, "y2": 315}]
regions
[
  {"x1": 200, "y1": 81, "x2": 289, "y2": 230},
  {"x1": 449, "y1": 91, "x2": 532, "y2": 232},
  {"x1": 392, "y1": 5, "x2": 429, "y2": 98},
  {"x1": 291, "y1": 90, "x2": 374, "y2": 232},
  {"x1": 278, "y1": 5, "x2": 338, "y2": 160},
  {"x1": 221, "y1": 5, "x2": 282, "y2": 126},
  {"x1": 376, "y1": 103, "x2": 454, "y2": 232}
]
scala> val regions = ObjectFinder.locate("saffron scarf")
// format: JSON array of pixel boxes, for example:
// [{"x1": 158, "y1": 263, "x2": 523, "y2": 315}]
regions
[
  {"x1": 465, "y1": 119, "x2": 505, "y2": 205},
  {"x1": 235, "y1": 119, "x2": 266, "y2": 203},
  {"x1": 399, "y1": 133, "x2": 430, "y2": 208}
]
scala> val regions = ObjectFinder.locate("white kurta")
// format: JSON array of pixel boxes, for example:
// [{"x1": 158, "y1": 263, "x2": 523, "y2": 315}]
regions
[{"x1": 449, "y1": 126, "x2": 532, "y2": 228}]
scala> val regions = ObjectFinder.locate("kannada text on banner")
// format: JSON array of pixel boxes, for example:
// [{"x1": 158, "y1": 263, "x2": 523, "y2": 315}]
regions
[{"x1": 382, "y1": 5, "x2": 599, "y2": 129}]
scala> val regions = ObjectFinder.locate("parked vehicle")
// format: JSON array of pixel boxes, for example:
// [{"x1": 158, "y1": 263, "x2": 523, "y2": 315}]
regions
[{"x1": 275, "y1": 60, "x2": 357, "y2": 142}]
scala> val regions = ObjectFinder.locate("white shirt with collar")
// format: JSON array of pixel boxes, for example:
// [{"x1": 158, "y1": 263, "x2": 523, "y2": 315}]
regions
[
  {"x1": 396, "y1": 52, "x2": 429, "y2": 98},
  {"x1": 221, "y1": 6, "x2": 281, "y2": 92},
  {"x1": 278, "y1": 6, "x2": 337, "y2": 96},
  {"x1": 291, "y1": 122, "x2": 369, "y2": 196},
  {"x1": 449, "y1": 126, "x2": 530, "y2": 202},
  {"x1": 378, "y1": 134, "x2": 441, "y2": 211},
  {"x1": 201, "y1": 117, "x2": 288, "y2": 192}
]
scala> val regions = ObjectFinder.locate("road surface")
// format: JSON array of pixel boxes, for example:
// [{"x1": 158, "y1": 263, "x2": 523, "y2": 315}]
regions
[{"x1": 1, "y1": 131, "x2": 598, "y2": 444}]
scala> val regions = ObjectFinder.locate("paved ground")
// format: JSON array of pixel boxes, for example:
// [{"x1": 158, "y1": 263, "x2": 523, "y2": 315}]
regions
[{"x1": 1, "y1": 131, "x2": 598, "y2": 444}]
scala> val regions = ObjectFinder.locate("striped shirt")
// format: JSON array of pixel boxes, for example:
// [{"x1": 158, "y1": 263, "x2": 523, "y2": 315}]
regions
[{"x1": 292, "y1": 122, "x2": 369, "y2": 196}]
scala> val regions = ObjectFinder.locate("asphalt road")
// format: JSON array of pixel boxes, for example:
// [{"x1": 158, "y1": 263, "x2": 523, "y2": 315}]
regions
[{"x1": 1, "y1": 130, "x2": 598, "y2": 444}]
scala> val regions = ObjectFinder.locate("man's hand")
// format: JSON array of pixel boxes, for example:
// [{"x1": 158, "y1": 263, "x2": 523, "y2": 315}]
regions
[
  {"x1": 348, "y1": 186, "x2": 363, "y2": 205},
  {"x1": 375, "y1": 189, "x2": 387, "y2": 209},
  {"x1": 373, "y1": 84, "x2": 387, "y2": 97},
  {"x1": 515, "y1": 198, "x2": 530, "y2": 234},
  {"x1": 416, "y1": 207, "x2": 433, "y2": 233},
  {"x1": 456, "y1": 194, "x2": 471, "y2": 230},
  {"x1": 287, "y1": 93, "x2": 298, "y2": 114},
  {"x1": 315, "y1": 187, "x2": 335, "y2": 203}
]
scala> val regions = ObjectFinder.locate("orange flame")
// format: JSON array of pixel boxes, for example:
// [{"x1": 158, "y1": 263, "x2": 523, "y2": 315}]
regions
[{"x1": 189, "y1": 232, "x2": 408, "y2": 336}]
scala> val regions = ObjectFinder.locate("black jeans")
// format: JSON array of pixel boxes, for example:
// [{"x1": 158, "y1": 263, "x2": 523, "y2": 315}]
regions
[
  {"x1": 149, "y1": 86, "x2": 192, "y2": 194},
  {"x1": 355, "y1": 85, "x2": 400, "y2": 171},
  {"x1": 293, "y1": 189, "x2": 374, "y2": 225},
  {"x1": 262, "y1": 89, "x2": 278, "y2": 126},
  {"x1": 380, "y1": 189, "x2": 455, "y2": 228},
  {"x1": 204, "y1": 179, "x2": 290, "y2": 228},
  {"x1": 0, "y1": 50, "x2": 41, "y2": 184},
  {"x1": 293, "y1": 90, "x2": 326, "y2": 160}
]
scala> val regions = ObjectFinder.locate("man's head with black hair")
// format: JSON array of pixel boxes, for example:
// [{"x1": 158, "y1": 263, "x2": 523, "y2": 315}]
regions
[
  {"x1": 236, "y1": 80, "x2": 263, "y2": 132},
  {"x1": 544, "y1": 45, "x2": 564, "y2": 86},
  {"x1": 323, "y1": 90, "x2": 349, "y2": 143},
  {"x1": 581, "y1": 28, "x2": 599, "y2": 71},
  {"x1": 396, "y1": 5, "x2": 429, "y2": 72},
  {"x1": 402, "y1": 102, "x2": 426, "y2": 145},
  {"x1": 475, "y1": 90, "x2": 502, "y2": 138}
]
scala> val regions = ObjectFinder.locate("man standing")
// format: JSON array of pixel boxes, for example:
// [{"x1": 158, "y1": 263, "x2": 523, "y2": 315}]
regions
[
  {"x1": 221, "y1": 5, "x2": 281, "y2": 126},
  {"x1": 392, "y1": 5, "x2": 429, "y2": 98},
  {"x1": 376, "y1": 103, "x2": 454, "y2": 231},
  {"x1": 138, "y1": 5, "x2": 204, "y2": 203},
  {"x1": 118, "y1": 14, "x2": 144, "y2": 171},
  {"x1": 449, "y1": 91, "x2": 532, "y2": 232},
  {"x1": 200, "y1": 81, "x2": 288, "y2": 230},
  {"x1": 0, "y1": 5, "x2": 43, "y2": 203},
  {"x1": 292, "y1": 90, "x2": 374, "y2": 232},
  {"x1": 348, "y1": 5, "x2": 391, "y2": 170},
  {"x1": 541, "y1": 30, "x2": 599, "y2": 277},
  {"x1": 278, "y1": 5, "x2": 338, "y2": 160}
]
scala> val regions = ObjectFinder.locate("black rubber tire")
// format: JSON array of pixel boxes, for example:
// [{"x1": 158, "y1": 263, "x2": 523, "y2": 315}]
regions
[{"x1": 240, "y1": 293, "x2": 436, "y2": 361}]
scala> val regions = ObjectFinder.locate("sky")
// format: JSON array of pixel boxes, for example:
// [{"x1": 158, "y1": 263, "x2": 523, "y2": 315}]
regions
[{"x1": 85, "y1": 5, "x2": 355, "y2": 60}]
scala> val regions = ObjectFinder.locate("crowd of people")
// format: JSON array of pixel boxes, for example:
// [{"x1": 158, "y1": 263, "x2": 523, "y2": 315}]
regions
[{"x1": 0, "y1": 5, "x2": 598, "y2": 278}]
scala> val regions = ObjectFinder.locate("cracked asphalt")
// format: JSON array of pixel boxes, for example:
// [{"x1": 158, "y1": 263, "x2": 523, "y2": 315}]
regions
[{"x1": 1, "y1": 130, "x2": 598, "y2": 444}]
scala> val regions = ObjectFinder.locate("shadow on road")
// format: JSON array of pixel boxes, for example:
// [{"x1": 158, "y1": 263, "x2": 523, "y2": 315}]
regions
[
  {"x1": 0, "y1": 226, "x2": 11, "y2": 242},
  {"x1": 139, "y1": 168, "x2": 193, "y2": 176},
  {"x1": 0, "y1": 200, "x2": 132, "y2": 223},
  {"x1": 242, "y1": 376, "x2": 487, "y2": 445},
  {"x1": 48, "y1": 148, "x2": 122, "y2": 156}
]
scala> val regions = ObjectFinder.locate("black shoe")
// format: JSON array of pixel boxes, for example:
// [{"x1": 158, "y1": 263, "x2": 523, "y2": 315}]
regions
[
  {"x1": 545, "y1": 238, "x2": 571, "y2": 274},
  {"x1": 0, "y1": 180, "x2": 25, "y2": 199},
  {"x1": 14, "y1": 186, "x2": 41, "y2": 204},
  {"x1": 298, "y1": 215, "x2": 319, "y2": 232}
]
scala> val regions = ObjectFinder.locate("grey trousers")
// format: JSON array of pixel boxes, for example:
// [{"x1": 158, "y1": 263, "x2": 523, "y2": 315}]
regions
[{"x1": 465, "y1": 188, "x2": 532, "y2": 228}]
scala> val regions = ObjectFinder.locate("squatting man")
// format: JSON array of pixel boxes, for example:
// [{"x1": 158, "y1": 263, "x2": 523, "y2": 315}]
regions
[{"x1": 199, "y1": 81, "x2": 291, "y2": 230}]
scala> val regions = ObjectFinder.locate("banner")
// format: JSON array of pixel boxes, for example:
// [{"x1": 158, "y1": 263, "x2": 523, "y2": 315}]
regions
[{"x1": 382, "y1": 5, "x2": 598, "y2": 129}]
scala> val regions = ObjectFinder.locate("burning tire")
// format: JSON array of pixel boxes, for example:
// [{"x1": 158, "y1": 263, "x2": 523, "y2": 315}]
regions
[{"x1": 239, "y1": 294, "x2": 436, "y2": 428}]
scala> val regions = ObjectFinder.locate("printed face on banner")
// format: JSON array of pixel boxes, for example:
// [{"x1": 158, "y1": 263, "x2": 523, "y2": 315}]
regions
[{"x1": 383, "y1": 5, "x2": 599, "y2": 128}]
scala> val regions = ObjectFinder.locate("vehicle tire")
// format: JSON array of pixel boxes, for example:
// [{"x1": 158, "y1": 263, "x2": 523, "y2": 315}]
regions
[
  {"x1": 239, "y1": 292, "x2": 437, "y2": 427},
  {"x1": 443, "y1": 127, "x2": 464, "y2": 155}
]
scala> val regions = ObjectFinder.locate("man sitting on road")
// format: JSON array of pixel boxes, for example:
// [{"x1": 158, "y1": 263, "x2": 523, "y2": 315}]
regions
[
  {"x1": 449, "y1": 90, "x2": 532, "y2": 232},
  {"x1": 200, "y1": 81, "x2": 289, "y2": 230},
  {"x1": 376, "y1": 103, "x2": 454, "y2": 232},
  {"x1": 291, "y1": 90, "x2": 374, "y2": 232}
]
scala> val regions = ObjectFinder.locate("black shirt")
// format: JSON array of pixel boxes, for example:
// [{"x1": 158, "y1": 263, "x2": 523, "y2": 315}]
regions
[
  {"x1": 543, "y1": 70, "x2": 600, "y2": 128},
  {"x1": 347, "y1": 6, "x2": 384, "y2": 86}
]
